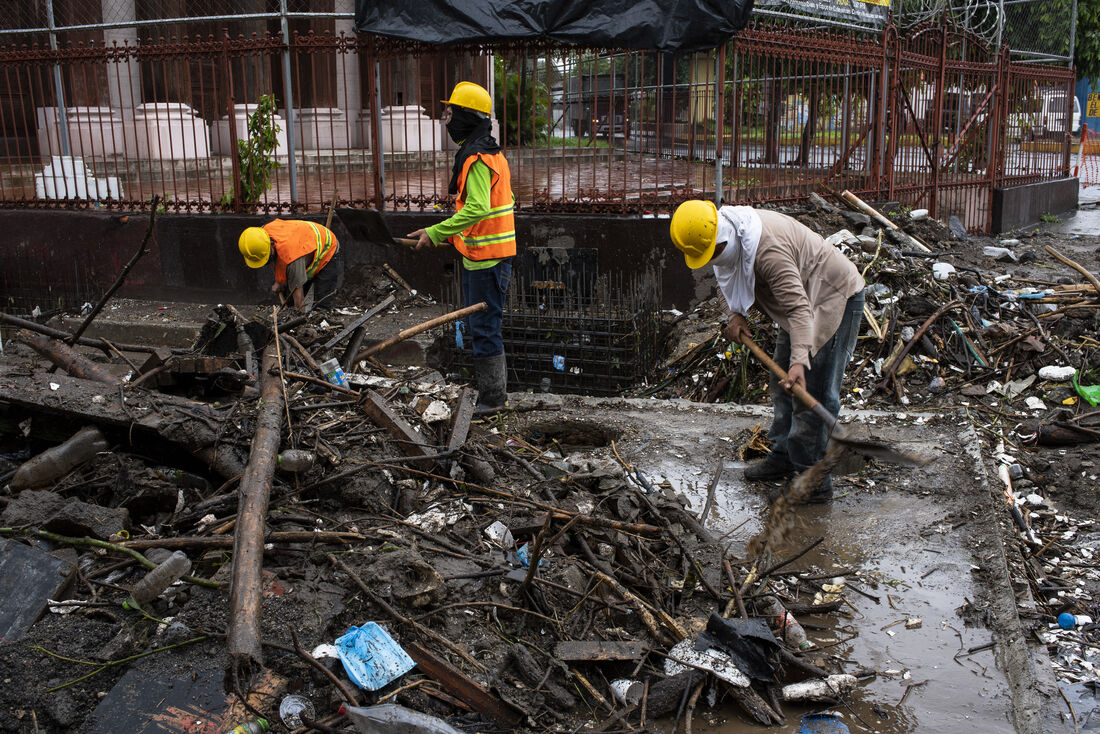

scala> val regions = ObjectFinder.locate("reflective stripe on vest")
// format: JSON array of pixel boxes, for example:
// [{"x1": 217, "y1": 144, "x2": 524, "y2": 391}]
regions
[
  {"x1": 304, "y1": 221, "x2": 335, "y2": 278},
  {"x1": 450, "y1": 152, "x2": 516, "y2": 261}
]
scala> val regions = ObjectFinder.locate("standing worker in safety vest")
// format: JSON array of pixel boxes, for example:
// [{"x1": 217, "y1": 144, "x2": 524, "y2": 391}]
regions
[
  {"x1": 408, "y1": 81, "x2": 515, "y2": 414},
  {"x1": 238, "y1": 219, "x2": 343, "y2": 310}
]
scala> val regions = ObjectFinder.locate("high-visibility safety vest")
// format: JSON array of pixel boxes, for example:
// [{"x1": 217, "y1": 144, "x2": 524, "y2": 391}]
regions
[
  {"x1": 264, "y1": 219, "x2": 339, "y2": 284},
  {"x1": 448, "y1": 152, "x2": 516, "y2": 261}
]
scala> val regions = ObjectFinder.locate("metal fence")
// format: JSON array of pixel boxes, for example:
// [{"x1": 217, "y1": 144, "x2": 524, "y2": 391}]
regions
[{"x1": 0, "y1": 8, "x2": 1076, "y2": 232}]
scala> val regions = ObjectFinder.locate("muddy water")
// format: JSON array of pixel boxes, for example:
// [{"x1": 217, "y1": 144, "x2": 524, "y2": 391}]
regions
[{"x1": 599, "y1": 402, "x2": 1016, "y2": 734}]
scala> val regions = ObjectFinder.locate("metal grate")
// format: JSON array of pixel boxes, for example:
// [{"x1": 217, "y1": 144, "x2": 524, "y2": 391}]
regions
[{"x1": 439, "y1": 248, "x2": 663, "y2": 396}]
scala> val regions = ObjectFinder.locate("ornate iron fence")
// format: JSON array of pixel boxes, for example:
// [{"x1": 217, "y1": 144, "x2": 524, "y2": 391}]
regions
[{"x1": 0, "y1": 13, "x2": 1075, "y2": 232}]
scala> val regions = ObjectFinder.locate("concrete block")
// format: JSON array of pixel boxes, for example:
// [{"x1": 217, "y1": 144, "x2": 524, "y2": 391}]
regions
[
  {"x1": 992, "y1": 178, "x2": 1079, "y2": 233},
  {"x1": 0, "y1": 539, "x2": 74, "y2": 641}
]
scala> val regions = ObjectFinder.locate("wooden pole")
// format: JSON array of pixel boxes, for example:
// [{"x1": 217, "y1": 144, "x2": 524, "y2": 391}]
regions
[
  {"x1": 226, "y1": 344, "x2": 284, "y2": 673},
  {"x1": 355, "y1": 302, "x2": 487, "y2": 362},
  {"x1": 16, "y1": 329, "x2": 118, "y2": 384}
]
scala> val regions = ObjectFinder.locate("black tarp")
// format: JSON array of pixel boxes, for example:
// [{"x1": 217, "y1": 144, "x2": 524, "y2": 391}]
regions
[{"x1": 354, "y1": 0, "x2": 754, "y2": 52}]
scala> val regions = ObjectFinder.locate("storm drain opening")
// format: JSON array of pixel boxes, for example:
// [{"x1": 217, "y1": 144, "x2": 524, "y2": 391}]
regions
[{"x1": 434, "y1": 247, "x2": 662, "y2": 396}]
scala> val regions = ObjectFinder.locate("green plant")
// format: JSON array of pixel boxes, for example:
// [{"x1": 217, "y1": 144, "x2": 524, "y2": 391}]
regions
[
  {"x1": 221, "y1": 94, "x2": 282, "y2": 209},
  {"x1": 1040, "y1": 212, "x2": 1062, "y2": 223},
  {"x1": 494, "y1": 56, "x2": 550, "y2": 146}
]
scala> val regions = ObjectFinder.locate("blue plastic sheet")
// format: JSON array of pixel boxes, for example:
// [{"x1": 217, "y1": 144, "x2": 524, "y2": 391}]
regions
[
  {"x1": 799, "y1": 713, "x2": 850, "y2": 734},
  {"x1": 335, "y1": 623, "x2": 415, "y2": 691}
]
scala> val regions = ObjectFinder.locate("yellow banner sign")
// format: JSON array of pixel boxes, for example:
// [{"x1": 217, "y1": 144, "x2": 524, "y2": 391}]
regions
[{"x1": 1088, "y1": 93, "x2": 1100, "y2": 118}]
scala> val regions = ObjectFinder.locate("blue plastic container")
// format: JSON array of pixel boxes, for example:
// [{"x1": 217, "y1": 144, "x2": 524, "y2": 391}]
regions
[
  {"x1": 335, "y1": 623, "x2": 415, "y2": 691},
  {"x1": 799, "y1": 712, "x2": 850, "y2": 734}
]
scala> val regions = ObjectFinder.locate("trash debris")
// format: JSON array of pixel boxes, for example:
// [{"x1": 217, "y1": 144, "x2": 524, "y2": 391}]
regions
[
  {"x1": 346, "y1": 704, "x2": 465, "y2": 734},
  {"x1": 335, "y1": 623, "x2": 416, "y2": 691}
]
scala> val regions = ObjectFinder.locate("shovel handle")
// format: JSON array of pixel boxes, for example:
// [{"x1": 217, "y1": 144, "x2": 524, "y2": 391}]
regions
[
  {"x1": 395, "y1": 238, "x2": 419, "y2": 247},
  {"x1": 740, "y1": 336, "x2": 839, "y2": 429}
]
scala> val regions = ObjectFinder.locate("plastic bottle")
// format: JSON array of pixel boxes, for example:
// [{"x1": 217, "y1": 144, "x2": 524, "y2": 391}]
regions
[
  {"x1": 277, "y1": 450, "x2": 315, "y2": 472},
  {"x1": 319, "y1": 357, "x2": 349, "y2": 388},
  {"x1": 225, "y1": 719, "x2": 270, "y2": 734},
  {"x1": 345, "y1": 704, "x2": 463, "y2": 734},
  {"x1": 11, "y1": 426, "x2": 109, "y2": 490},
  {"x1": 760, "y1": 595, "x2": 813, "y2": 650},
  {"x1": 1058, "y1": 613, "x2": 1094, "y2": 629},
  {"x1": 124, "y1": 551, "x2": 192, "y2": 609}
]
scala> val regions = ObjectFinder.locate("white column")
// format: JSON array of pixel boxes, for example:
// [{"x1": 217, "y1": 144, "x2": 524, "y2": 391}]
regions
[
  {"x1": 101, "y1": 0, "x2": 139, "y2": 109},
  {"x1": 334, "y1": 0, "x2": 361, "y2": 128}
]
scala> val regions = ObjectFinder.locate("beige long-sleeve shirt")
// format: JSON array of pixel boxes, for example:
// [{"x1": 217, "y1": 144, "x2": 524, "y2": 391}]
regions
[{"x1": 751, "y1": 210, "x2": 865, "y2": 369}]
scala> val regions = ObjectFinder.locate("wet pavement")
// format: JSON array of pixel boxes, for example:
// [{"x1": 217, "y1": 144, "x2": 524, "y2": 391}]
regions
[{"x1": 549, "y1": 398, "x2": 1020, "y2": 733}]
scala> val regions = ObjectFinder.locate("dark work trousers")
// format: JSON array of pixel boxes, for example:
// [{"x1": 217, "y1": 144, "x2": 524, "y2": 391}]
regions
[
  {"x1": 461, "y1": 258, "x2": 512, "y2": 358},
  {"x1": 766, "y1": 288, "x2": 865, "y2": 487},
  {"x1": 305, "y1": 248, "x2": 344, "y2": 309}
]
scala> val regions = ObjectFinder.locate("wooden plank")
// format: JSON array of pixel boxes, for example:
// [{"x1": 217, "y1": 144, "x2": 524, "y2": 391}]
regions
[
  {"x1": 404, "y1": 641, "x2": 522, "y2": 727},
  {"x1": 0, "y1": 539, "x2": 74, "y2": 641},
  {"x1": 320, "y1": 294, "x2": 395, "y2": 352},
  {"x1": 446, "y1": 387, "x2": 476, "y2": 453},
  {"x1": 553, "y1": 640, "x2": 650, "y2": 662},
  {"x1": 360, "y1": 388, "x2": 433, "y2": 463}
]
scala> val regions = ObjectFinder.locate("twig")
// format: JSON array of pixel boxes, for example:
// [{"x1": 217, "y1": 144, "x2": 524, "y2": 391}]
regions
[
  {"x1": 288, "y1": 624, "x2": 359, "y2": 705},
  {"x1": 272, "y1": 306, "x2": 294, "y2": 442},
  {"x1": 38, "y1": 635, "x2": 204, "y2": 691},
  {"x1": 69, "y1": 195, "x2": 159, "y2": 344},
  {"x1": 758, "y1": 537, "x2": 825, "y2": 579},
  {"x1": 1045, "y1": 245, "x2": 1100, "y2": 295},
  {"x1": 1, "y1": 527, "x2": 219, "y2": 588}
]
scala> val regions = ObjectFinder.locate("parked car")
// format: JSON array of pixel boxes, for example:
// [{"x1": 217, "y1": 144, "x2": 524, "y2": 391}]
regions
[
  {"x1": 594, "y1": 114, "x2": 629, "y2": 139},
  {"x1": 1006, "y1": 90, "x2": 1081, "y2": 140}
]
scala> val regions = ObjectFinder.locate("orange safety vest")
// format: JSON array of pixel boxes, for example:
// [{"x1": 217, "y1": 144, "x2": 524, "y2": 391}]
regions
[
  {"x1": 264, "y1": 219, "x2": 339, "y2": 285},
  {"x1": 448, "y1": 152, "x2": 516, "y2": 261}
]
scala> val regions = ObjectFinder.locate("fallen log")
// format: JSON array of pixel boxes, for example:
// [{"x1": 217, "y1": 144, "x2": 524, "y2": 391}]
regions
[
  {"x1": 16, "y1": 329, "x2": 118, "y2": 383},
  {"x1": 227, "y1": 344, "x2": 284, "y2": 673},
  {"x1": 0, "y1": 365, "x2": 245, "y2": 479}
]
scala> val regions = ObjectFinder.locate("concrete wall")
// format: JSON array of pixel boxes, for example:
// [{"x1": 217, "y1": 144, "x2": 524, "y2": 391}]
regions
[
  {"x1": 0, "y1": 210, "x2": 703, "y2": 312},
  {"x1": 991, "y1": 177, "x2": 1079, "y2": 233}
]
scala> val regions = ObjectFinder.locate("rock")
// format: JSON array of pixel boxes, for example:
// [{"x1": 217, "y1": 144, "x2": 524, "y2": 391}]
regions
[
  {"x1": 842, "y1": 211, "x2": 871, "y2": 227},
  {"x1": 46, "y1": 499, "x2": 130, "y2": 540},
  {"x1": 860, "y1": 225, "x2": 878, "y2": 238},
  {"x1": 1, "y1": 490, "x2": 129, "y2": 540},
  {"x1": 948, "y1": 215, "x2": 969, "y2": 240},
  {"x1": 886, "y1": 228, "x2": 909, "y2": 245},
  {"x1": 366, "y1": 549, "x2": 447, "y2": 608},
  {"x1": 1, "y1": 489, "x2": 66, "y2": 526},
  {"x1": 47, "y1": 685, "x2": 81, "y2": 727}
]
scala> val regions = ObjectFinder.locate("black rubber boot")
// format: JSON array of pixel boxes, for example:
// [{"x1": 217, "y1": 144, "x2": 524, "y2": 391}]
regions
[
  {"x1": 473, "y1": 354, "x2": 508, "y2": 415},
  {"x1": 743, "y1": 457, "x2": 798, "y2": 482}
]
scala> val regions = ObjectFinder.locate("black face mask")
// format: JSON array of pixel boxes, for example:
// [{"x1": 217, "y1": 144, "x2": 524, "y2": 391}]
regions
[
  {"x1": 446, "y1": 107, "x2": 500, "y2": 195},
  {"x1": 446, "y1": 108, "x2": 481, "y2": 144}
]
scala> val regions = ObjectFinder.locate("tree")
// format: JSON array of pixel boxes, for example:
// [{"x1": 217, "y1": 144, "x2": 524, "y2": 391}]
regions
[{"x1": 1077, "y1": 0, "x2": 1100, "y2": 82}]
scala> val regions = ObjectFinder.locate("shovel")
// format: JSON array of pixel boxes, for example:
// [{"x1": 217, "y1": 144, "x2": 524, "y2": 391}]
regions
[
  {"x1": 741, "y1": 335, "x2": 928, "y2": 467},
  {"x1": 334, "y1": 207, "x2": 418, "y2": 248}
]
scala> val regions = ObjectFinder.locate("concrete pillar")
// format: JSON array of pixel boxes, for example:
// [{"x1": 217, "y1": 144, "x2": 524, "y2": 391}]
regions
[
  {"x1": 334, "y1": 0, "x2": 361, "y2": 120},
  {"x1": 101, "y1": 0, "x2": 140, "y2": 109}
]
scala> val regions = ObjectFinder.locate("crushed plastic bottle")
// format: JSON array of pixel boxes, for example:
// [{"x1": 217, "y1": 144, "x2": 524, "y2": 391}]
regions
[
  {"x1": 277, "y1": 450, "x2": 316, "y2": 472},
  {"x1": 759, "y1": 595, "x2": 813, "y2": 650},
  {"x1": 320, "y1": 357, "x2": 349, "y2": 388},
  {"x1": 124, "y1": 551, "x2": 191, "y2": 609},
  {"x1": 345, "y1": 704, "x2": 464, "y2": 734},
  {"x1": 225, "y1": 719, "x2": 269, "y2": 734},
  {"x1": 11, "y1": 426, "x2": 109, "y2": 490}
]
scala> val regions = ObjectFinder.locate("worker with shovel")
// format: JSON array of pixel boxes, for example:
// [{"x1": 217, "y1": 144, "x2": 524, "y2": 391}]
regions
[
  {"x1": 670, "y1": 201, "x2": 866, "y2": 503},
  {"x1": 238, "y1": 219, "x2": 342, "y2": 310},
  {"x1": 407, "y1": 81, "x2": 515, "y2": 414}
]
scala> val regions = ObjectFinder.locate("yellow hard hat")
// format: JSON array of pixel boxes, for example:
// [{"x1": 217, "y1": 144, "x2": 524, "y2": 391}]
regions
[
  {"x1": 442, "y1": 81, "x2": 492, "y2": 115},
  {"x1": 670, "y1": 200, "x2": 719, "y2": 269},
  {"x1": 239, "y1": 227, "x2": 272, "y2": 268}
]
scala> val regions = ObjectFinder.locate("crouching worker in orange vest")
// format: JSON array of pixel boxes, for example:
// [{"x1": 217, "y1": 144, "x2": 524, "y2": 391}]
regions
[
  {"x1": 408, "y1": 81, "x2": 515, "y2": 414},
  {"x1": 238, "y1": 219, "x2": 343, "y2": 310}
]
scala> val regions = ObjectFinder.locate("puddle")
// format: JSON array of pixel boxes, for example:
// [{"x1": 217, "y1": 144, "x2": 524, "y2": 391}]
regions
[{"x1": 588, "y1": 402, "x2": 1015, "y2": 733}]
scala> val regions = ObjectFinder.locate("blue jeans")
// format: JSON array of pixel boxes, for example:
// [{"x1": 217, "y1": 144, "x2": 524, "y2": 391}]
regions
[
  {"x1": 767, "y1": 289, "x2": 865, "y2": 477},
  {"x1": 462, "y1": 259, "x2": 512, "y2": 358}
]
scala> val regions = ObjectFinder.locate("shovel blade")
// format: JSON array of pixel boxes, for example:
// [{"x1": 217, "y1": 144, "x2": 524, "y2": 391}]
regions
[{"x1": 335, "y1": 207, "x2": 399, "y2": 247}]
